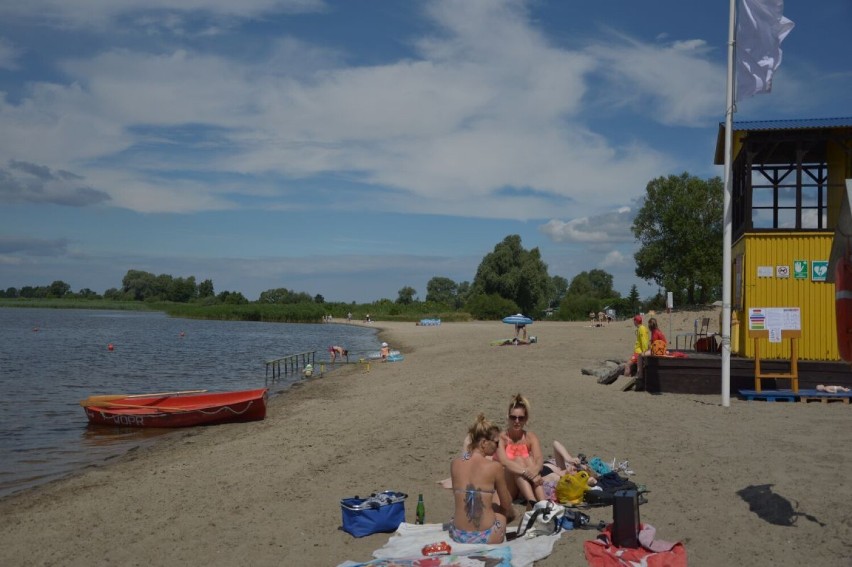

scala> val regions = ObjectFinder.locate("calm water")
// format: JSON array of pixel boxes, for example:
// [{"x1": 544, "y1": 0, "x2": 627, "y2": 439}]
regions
[{"x1": 0, "y1": 307, "x2": 379, "y2": 499}]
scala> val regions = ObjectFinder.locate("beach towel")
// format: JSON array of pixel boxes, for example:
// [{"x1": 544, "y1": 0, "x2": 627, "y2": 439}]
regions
[
  {"x1": 584, "y1": 523, "x2": 686, "y2": 567},
  {"x1": 337, "y1": 522, "x2": 560, "y2": 567}
]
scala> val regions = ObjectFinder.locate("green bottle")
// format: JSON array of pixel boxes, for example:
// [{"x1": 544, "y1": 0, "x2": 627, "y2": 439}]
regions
[{"x1": 415, "y1": 494, "x2": 425, "y2": 525}]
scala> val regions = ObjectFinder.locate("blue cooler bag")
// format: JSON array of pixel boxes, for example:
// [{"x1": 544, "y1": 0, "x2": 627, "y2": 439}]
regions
[{"x1": 341, "y1": 491, "x2": 407, "y2": 537}]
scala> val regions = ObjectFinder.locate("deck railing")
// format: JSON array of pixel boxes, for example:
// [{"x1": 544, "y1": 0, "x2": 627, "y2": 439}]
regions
[{"x1": 265, "y1": 351, "x2": 317, "y2": 384}]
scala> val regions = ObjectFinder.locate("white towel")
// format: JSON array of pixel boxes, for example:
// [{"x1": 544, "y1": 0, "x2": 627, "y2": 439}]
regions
[{"x1": 337, "y1": 522, "x2": 561, "y2": 567}]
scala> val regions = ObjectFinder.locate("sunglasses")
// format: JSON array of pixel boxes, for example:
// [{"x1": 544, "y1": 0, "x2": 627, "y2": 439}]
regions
[{"x1": 508, "y1": 415, "x2": 526, "y2": 422}]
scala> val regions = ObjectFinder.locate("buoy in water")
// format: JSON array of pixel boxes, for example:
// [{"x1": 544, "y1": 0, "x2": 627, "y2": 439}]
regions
[{"x1": 107, "y1": 343, "x2": 114, "y2": 351}]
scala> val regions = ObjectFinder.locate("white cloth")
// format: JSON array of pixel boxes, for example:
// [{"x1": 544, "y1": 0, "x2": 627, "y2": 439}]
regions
[
  {"x1": 337, "y1": 522, "x2": 561, "y2": 567},
  {"x1": 736, "y1": 0, "x2": 795, "y2": 100}
]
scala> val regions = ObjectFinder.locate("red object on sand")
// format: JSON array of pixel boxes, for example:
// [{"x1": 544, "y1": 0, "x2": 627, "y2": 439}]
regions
[
  {"x1": 422, "y1": 541, "x2": 452, "y2": 556},
  {"x1": 82, "y1": 388, "x2": 268, "y2": 428}
]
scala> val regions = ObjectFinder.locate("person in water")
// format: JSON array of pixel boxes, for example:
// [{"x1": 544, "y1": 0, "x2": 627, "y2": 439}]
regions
[
  {"x1": 328, "y1": 345, "x2": 349, "y2": 363},
  {"x1": 449, "y1": 413, "x2": 515, "y2": 544},
  {"x1": 494, "y1": 393, "x2": 545, "y2": 505}
]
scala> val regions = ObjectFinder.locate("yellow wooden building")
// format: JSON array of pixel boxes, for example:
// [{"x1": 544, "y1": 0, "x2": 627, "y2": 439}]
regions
[{"x1": 714, "y1": 118, "x2": 852, "y2": 361}]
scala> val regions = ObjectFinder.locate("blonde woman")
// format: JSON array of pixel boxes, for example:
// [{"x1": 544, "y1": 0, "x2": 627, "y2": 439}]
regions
[{"x1": 449, "y1": 414, "x2": 515, "y2": 544}]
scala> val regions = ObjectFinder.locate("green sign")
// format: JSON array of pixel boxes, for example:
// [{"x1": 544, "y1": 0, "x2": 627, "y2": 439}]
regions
[
  {"x1": 812, "y1": 260, "x2": 828, "y2": 282},
  {"x1": 793, "y1": 260, "x2": 808, "y2": 279}
]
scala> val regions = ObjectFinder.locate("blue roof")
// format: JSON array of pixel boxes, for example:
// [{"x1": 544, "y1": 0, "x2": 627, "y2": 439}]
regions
[
  {"x1": 714, "y1": 117, "x2": 852, "y2": 163},
  {"x1": 727, "y1": 117, "x2": 852, "y2": 132}
]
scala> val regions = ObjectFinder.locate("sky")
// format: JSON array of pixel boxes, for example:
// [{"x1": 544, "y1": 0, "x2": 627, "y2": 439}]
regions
[{"x1": 0, "y1": 0, "x2": 850, "y2": 304}]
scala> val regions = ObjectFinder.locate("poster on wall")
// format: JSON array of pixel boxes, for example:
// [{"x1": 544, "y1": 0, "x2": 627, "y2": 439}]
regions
[
  {"x1": 776, "y1": 265, "x2": 790, "y2": 278},
  {"x1": 793, "y1": 260, "x2": 808, "y2": 279},
  {"x1": 748, "y1": 307, "x2": 801, "y2": 343},
  {"x1": 812, "y1": 260, "x2": 828, "y2": 282},
  {"x1": 757, "y1": 266, "x2": 773, "y2": 278}
]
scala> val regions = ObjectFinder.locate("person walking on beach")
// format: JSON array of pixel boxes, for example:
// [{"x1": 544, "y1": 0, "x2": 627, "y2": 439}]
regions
[
  {"x1": 449, "y1": 413, "x2": 515, "y2": 544},
  {"x1": 329, "y1": 345, "x2": 349, "y2": 363}
]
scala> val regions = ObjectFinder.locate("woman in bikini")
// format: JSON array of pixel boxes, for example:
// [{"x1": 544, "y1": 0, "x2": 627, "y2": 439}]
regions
[
  {"x1": 449, "y1": 414, "x2": 516, "y2": 544},
  {"x1": 494, "y1": 393, "x2": 545, "y2": 505}
]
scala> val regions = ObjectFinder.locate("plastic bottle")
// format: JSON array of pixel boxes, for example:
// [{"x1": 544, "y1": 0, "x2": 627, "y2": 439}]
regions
[{"x1": 415, "y1": 494, "x2": 425, "y2": 525}]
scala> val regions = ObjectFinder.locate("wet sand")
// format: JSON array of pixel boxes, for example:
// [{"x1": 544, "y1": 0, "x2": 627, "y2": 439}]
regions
[{"x1": 1, "y1": 316, "x2": 850, "y2": 566}]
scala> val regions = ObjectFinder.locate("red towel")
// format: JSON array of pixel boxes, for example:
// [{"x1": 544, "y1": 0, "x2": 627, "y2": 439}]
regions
[{"x1": 584, "y1": 523, "x2": 687, "y2": 567}]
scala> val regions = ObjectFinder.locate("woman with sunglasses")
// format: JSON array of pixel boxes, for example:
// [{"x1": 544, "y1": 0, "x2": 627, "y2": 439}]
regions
[
  {"x1": 449, "y1": 414, "x2": 516, "y2": 544},
  {"x1": 495, "y1": 393, "x2": 545, "y2": 505}
]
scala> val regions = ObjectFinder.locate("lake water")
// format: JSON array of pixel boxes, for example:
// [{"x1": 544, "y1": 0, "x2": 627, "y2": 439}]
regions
[{"x1": 0, "y1": 307, "x2": 379, "y2": 499}]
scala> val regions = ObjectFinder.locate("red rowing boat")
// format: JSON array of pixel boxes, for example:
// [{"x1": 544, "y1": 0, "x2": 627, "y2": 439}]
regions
[{"x1": 81, "y1": 388, "x2": 268, "y2": 428}]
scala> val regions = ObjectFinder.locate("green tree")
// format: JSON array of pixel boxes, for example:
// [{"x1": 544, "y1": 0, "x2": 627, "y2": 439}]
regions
[
  {"x1": 258, "y1": 288, "x2": 313, "y2": 304},
  {"x1": 122, "y1": 270, "x2": 158, "y2": 301},
  {"x1": 169, "y1": 276, "x2": 197, "y2": 302},
  {"x1": 627, "y1": 285, "x2": 640, "y2": 314},
  {"x1": 550, "y1": 275, "x2": 569, "y2": 308},
  {"x1": 218, "y1": 290, "x2": 248, "y2": 304},
  {"x1": 558, "y1": 294, "x2": 602, "y2": 321},
  {"x1": 471, "y1": 235, "x2": 553, "y2": 316},
  {"x1": 396, "y1": 286, "x2": 417, "y2": 305},
  {"x1": 632, "y1": 173, "x2": 723, "y2": 305},
  {"x1": 425, "y1": 277, "x2": 458, "y2": 306},
  {"x1": 567, "y1": 269, "x2": 615, "y2": 299},
  {"x1": 314, "y1": 294, "x2": 325, "y2": 304},
  {"x1": 48, "y1": 280, "x2": 71, "y2": 298},
  {"x1": 197, "y1": 279, "x2": 214, "y2": 298}
]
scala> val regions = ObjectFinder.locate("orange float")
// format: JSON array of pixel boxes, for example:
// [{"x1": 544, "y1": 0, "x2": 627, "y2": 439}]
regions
[{"x1": 835, "y1": 254, "x2": 852, "y2": 363}]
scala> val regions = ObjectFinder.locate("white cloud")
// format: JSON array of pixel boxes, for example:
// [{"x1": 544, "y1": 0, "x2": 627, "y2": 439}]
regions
[
  {"x1": 0, "y1": 0, "x2": 722, "y2": 222},
  {"x1": 539, "y1": 208, "x2": 635, "y2": 243},
  {"x1": 600, "y1": 249, "x2": 626, "y2": 268},
  {"x1": 0, "y1": 37, "x2": 21, "y2": 70}
]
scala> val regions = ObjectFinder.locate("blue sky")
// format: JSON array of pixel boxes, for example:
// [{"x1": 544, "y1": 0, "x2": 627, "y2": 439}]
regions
[{"x1": 0, "y1": 0, "x2": 849, "y2": 303}]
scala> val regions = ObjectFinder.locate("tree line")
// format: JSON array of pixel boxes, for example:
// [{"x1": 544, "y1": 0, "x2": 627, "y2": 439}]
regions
[{"x1": 1, "y1": 173, "x2": 722, "y2": 320}]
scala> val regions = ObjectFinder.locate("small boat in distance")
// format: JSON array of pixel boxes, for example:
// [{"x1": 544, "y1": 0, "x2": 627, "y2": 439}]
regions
[{"x1": 81, "y1": 388, "x2": 268, "y2": 428}]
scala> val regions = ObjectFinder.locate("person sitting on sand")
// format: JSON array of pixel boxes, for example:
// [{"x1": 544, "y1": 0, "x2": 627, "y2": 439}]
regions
[
  {"x1": 494, "y1": 393, "x2": 545, "y2": 505},
  {"x1": 328, "y1": 345, "x2": 348, "y2": 363},
  {"x1": 379, "y1": 342, "x2": 390, "y2": 361},
  {"x1": 538, "y1": 441, "x2": 597, "y2": 502},
  {"x1": 449, "y1": 414, "x2": 516, "y2": 544}
]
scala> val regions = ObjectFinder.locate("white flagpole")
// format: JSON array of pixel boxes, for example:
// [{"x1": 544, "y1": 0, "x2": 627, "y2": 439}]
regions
[{"x1": 721, "y1": 0, "x2": 736, "y2": 407}]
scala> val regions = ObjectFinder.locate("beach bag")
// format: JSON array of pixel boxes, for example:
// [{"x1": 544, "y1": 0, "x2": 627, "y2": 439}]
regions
[
  {"x1": 516, "y1": 500, "x2": 565, "y2": 538},
  {"x1": 340, "y1": 491, "x2": 407, "y2": 537},
  {"x1": 555, "y1": 470, "x2": 590, "y2": 505}
]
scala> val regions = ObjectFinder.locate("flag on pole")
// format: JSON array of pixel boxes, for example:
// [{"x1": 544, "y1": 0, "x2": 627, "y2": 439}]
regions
[{"x1": 736, "y1": 0, "x2": 795, "y2": 101}]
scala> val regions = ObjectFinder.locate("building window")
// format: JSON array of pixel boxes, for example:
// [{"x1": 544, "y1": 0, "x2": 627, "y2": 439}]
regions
[{"x1": 749, "y1": 164, "x2": 828, "y2": 230}]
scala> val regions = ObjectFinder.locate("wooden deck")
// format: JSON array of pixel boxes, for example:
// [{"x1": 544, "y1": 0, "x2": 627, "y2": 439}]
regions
[{"x1": 639, "y1": 353, "x2": 852, "y2": 396}]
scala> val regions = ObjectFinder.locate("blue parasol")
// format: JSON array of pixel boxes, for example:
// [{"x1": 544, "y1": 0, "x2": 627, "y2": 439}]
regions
[{"x1": 502, "y1": 313, "x2": 533, "y2": 325}]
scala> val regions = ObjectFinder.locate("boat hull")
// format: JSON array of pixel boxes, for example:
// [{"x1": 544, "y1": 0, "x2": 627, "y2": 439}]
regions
[{"x1": 83, "y1": 388, "x2": 268, "y2": 428}]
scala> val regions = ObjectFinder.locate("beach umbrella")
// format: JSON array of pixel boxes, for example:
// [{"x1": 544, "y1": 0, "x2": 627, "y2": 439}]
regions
[{"x1": 502, "y1": 314, "x2": 533, "y2": 325}]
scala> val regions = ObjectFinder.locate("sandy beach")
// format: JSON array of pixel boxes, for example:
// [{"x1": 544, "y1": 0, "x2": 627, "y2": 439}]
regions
[{"x1": 2, "y1": 314, "x2": 851, "y2": 566}]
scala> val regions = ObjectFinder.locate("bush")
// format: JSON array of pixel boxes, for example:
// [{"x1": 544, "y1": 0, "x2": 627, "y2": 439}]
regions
[{"x1": 465, "y1": 293, "x2": 520, "y2": 320}]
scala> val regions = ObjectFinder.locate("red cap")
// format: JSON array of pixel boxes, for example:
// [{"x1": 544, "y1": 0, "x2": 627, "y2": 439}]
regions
[{"x1": 633, "y1": 315, "x2": 642, "y2": 324}]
